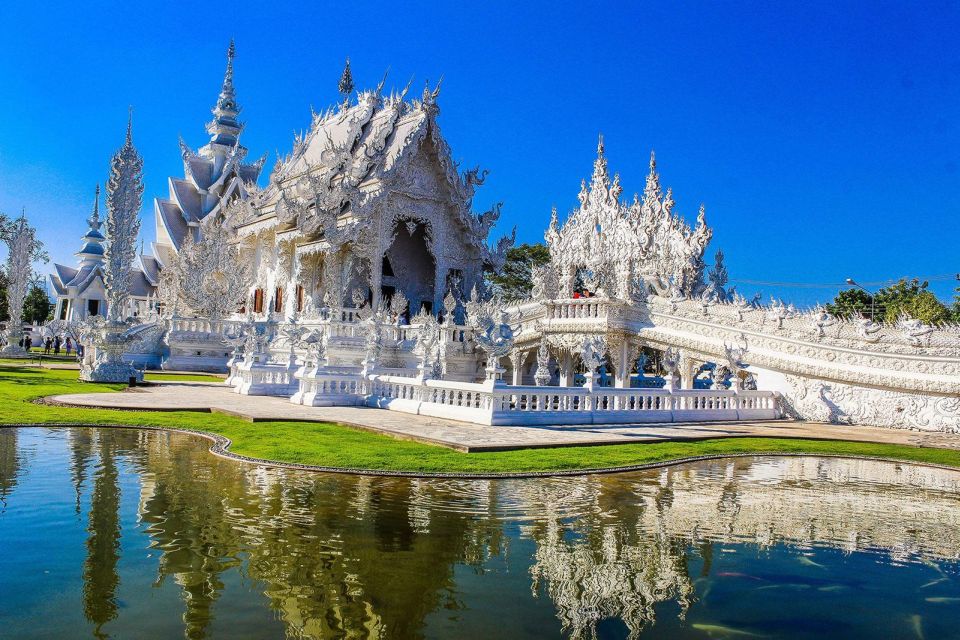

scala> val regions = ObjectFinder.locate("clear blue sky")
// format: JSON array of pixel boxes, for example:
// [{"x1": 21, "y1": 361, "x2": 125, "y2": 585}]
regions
[{"x1": 1, "y1": 1, "x2": 958, "y2": 306}]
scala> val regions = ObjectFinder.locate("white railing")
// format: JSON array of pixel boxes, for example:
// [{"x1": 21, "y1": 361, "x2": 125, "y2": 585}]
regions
[
  {"x1": 544, "y1": 298, "x2": 612, "y2": 321},
  {"x1": 169, "y1": 317, "x2": 244, "y2": 336},
  {"x1": 234, "y1": 356, "x2": 299, "y2": 396},
  {"x1": 362, "y1": 375, "x2": 781, "y2": 426},
  {"x1": 291, "y1": 369, "x2": 364, "y2": 406}
]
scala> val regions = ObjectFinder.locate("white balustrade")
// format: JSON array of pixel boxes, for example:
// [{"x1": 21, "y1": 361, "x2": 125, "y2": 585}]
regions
[{"x1": 361, "y1": 375, "x2": 780, "y2": 426}]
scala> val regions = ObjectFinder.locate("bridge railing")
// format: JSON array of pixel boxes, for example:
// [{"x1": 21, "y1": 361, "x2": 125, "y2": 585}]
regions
[{"x1": 363, "y1": 375, "x2": 780, "y2": 426}]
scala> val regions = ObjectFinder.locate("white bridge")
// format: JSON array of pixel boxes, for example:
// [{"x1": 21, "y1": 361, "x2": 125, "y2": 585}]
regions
[{"x1": 203, "y1": 289, "x2": 960, "y2": 432}]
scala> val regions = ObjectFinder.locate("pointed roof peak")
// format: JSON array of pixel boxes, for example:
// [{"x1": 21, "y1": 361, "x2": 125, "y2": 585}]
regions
[
  {"x1": 223, "y1": 39, "x2": 236, "y2": 89},
  {"x1": 206, "y1": 40, "x2": 243, "y2": 146},
  {"x1": 649, "y1": 149, "x2": 656, "y2": 171},
  {"x1": 126, "y1": 106, "x2": 134, "y2": 146},
  {"x1": 597, "y1": 133, "x2": 605, "y2": 157},
  {"x1": 88, "y1": 184, "x2": 101, "y2": 226},
  {"x1": 338, "y1": 57, "x2": 354, "y2": 105}
]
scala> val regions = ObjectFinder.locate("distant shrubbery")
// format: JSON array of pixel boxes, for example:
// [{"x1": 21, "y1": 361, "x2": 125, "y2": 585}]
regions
[{"x1": 826, "y1": 277, "x2": 960, "y2": 324}]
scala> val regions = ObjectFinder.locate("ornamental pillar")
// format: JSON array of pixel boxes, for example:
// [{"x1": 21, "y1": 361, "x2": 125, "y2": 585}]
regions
[
  {"x1": 510, "y1": 349, "x2": 528, "y2": 386},
  {"x1": 680, "y1": 355, "x2": 699, "y2": 389},
  {"x1": 558, "y1": 350, "x2": 574, "y2": 387},
  {"x1": 613, "y1": 339, "x2": 631, "y2": 389}
]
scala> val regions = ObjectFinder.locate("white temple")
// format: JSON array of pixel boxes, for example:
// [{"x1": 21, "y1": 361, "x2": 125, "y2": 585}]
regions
[
  {"x1": 52, "y1": 44, "x2": 960, "y2": 432},
  {"x1": 50, "y1": 185, "x2": 154, "y2": 321}
]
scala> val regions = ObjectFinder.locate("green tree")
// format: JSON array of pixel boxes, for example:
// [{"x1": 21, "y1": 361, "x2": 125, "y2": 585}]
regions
[
  {"x1": 488, "y1": 243, "x2": 551, "y2": 301},
  {"x1": 874, "y1": 278, "x2": 950, "y2": 324},
  {"x1": 22, "y1": 284, "x2": 51, "y2": 324},
  {"x1": 825, "y1": 287, "x2": 873, "y2": 319},
  {"x1": 828, "y1": 277, "x2": 953, "y2": 324}
]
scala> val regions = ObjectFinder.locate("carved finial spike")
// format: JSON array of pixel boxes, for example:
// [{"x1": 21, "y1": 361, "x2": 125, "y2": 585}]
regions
[
  {"x1": 375, "y1": 66, "x2": 390, "y2": 96},
  {"x1": 649, "y1": 149, "x2": 656, "y2": 171},
  {"x1": 338, "y1": 57, "x2": 354, "y2": 102},
  {"x1": 226, "y1": 39, "x2": 236, "y2": 79},
  {"x1": 597, "y1": 133, "x2": 605, "y2": 157},
  {"x1": 125, "y1": 106, "x2": 133, "y2": 145}
]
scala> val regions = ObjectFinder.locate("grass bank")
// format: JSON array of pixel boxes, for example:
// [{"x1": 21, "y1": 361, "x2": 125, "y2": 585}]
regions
[{"x1": 2, "y1": 361, "x2": 959, "y2": 475}]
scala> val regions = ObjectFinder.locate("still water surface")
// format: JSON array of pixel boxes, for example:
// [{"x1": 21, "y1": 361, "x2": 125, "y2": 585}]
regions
[{"x1": 1, "y1": 427, "x2": 960, "y2": 639}]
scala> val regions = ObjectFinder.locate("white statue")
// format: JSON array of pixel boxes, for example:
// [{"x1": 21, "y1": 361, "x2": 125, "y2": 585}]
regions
[{"x1": 0, "y1": 211, "x2": 47, "y2": 356}]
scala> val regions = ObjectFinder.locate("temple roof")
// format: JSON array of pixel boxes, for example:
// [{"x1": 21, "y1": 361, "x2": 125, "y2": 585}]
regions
[
  {"x1": 153, "y1": 41, "x2": 264, "y2": 254},
  {"x1": 139, "y1": 254, "x2": 162, "y2": 287},
  {"x1": 270, "y1": 85, "x2": 433, "y2": 192}
]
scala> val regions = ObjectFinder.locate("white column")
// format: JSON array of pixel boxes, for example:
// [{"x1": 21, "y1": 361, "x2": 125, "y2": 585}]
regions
[{"x1": 558, "y1": 351, "x2": 574, "y2": 387}]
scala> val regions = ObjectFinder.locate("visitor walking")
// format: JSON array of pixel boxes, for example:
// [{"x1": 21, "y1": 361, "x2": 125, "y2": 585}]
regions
[
  {"x1": 65, "y1": 337, "x2": 73, "y2": 356},
  {"x1": 44, "y1": 337, "x2": 52, "y2": 354},
  {"x1": 53, "y1": 335, "x2": 61, "y2": 355}
]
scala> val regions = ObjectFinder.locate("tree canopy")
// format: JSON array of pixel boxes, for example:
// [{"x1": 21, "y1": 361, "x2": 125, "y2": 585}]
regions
[
  {"x1": 22, "y1": 285, "x2": 51, "y2": 324},
  {"x1": 487, "y1": 243, "x2": 551, "y2": 301},
  {"x1": 827, "y1": 278, "x2": 956, "y2": 324}
]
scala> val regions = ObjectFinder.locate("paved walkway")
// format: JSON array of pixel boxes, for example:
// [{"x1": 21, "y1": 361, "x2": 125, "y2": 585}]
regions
[{"x1": 47, "y1": 382, "x2": 960, "y2": 453}]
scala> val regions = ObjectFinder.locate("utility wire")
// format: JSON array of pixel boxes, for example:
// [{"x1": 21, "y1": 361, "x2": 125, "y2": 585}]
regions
[{"x1": 728, "y1": 273, "x2": 960, "y2": 289}]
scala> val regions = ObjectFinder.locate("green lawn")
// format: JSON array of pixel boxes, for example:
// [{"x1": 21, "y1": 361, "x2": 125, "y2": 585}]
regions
[{"x1": 2, "y1": 360, "x2": 959, "y2": 474}]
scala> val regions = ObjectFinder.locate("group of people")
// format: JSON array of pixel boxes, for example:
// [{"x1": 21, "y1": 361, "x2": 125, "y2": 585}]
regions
[{"x1": 41, "y1": 335, "x2": 73, "y2": 356}]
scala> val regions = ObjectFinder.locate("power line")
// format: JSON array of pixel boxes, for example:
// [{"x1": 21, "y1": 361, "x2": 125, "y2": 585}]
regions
[{"x1": 729, "y1": 273, "x2": 960, "y2": 289}]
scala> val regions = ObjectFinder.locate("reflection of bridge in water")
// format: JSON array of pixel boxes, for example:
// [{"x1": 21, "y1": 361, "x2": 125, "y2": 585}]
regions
[{"x1": 8, "y1": 427, "x2": 955, "y2": 639}]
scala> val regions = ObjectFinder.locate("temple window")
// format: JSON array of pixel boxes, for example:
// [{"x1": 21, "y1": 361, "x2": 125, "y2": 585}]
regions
[
  {"x1": 296, "y1": 285, "x2": 304, "y2": 312},
  {"x1": 274, "y1": 287, "x2": 284, "y2": 313},
  {"x1": 253, "y1": 288, "x2": 264, "y2": 313}
]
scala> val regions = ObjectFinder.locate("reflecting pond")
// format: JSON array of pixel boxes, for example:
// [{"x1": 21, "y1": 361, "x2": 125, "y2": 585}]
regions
[{"x1": 2, "y1": 427, "x2": 960, "y2": 639}]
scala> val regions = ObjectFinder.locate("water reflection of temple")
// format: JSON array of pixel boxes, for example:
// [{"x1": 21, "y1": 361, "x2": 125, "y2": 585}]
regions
[{"x1": 48, "y1": 429, "x2": 960, "y2": 639}]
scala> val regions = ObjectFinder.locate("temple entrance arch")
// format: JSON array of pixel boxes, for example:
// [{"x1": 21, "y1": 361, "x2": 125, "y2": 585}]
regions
[{"x1": 381, "y1": 219, "x2": 436, "y2": 316}]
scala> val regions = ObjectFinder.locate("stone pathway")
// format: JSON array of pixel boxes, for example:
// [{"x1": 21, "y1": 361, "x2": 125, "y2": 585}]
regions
[{"x1": 49, "y1": 382, "x2": 960, "y2": 453}]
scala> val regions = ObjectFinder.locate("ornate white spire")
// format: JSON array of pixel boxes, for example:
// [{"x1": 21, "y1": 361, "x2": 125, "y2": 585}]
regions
[
  {"x1": 87, "y1": 184, "x2": 102, "y2": 231},
  {"x1": 206, "y1": 40, "x2": 243, "y2": 146},
  {"x1": 338, "y1": 57, "x2": 354, "y2": 107},
  {"x1": 104, "y1": 114, "x2": 144, "y2": 322},
  {"x1": 77, "y1": 184, "x2": 106, "y2": 262}
]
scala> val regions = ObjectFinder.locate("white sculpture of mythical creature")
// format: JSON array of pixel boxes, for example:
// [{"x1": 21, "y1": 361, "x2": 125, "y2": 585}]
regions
[
  {"x1": 579, "y1": 335, "x2": 606, "y2": 379},
  {"x1": 710, "y1": 363, "x2": 731, "y2": 390},
  {"x1": 699, "y1": 292, "x2": 715, "y2": 315},
  {"x1": 414, "y1": 312, "x2": 441, "y2": 379},
  {"x1": 852, "y1": 312, "x2": 882, "y2": 343},
  {"x1": 388, "y1": 291, "x2": 410, "y2": 324},
  {"x1": 730, "y1": 292, "x2": 753, "y2": 321},
  {"x1": 896, "y1": 313, "x2": 935, "y2": 346},
  {"x1": 531, "y1": 262, "x2": 560, "y2": 302},
  {"x1": 808, "y1": 305, "x2": 837, "y2": 339},
  {"x1": 361, "y1": 308, "x2": 385, "y2": 373},
  {"x1": 473, "y1": 309, "x2": 515, "y2": 360},
  {"x1": 277, "y1": 316, "x2": 309, "y2": 356},
  {"x1": 766, "y1": 298, "x2": 794, "y2": 329},
  {"x1": 533, "y1": 339, "x2": 552, "y2": 387},
  {"x1": 723, "y1": 343, "x2": 748, "y2": 390},
  {"x1": 243, "y1": 319, "x2": 274, "y2": 362},
  {"x1": 160, "y1": 212, "x2": 253, "y2": 320},
  {"x1": 302, "y1": 327, "x2": 328, "y2": 368},
  {"x1": 669, "y1": 287, "x2": 686, "y2": 312},
  {"x1": 661, "y1": 347, "x2": 682, "y2": 390}
]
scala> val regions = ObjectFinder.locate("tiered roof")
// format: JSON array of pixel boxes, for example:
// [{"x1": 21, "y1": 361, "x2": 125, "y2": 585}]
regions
[
  {"x1": 49, "y1": 186, "x2": 107, "y2": 297},
  {"x1": 152, "y1": 40, "x2": 265, "y2": 264},
  {"x1": 237, "y1": 74, "x2": 506, "y2": 267}
]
